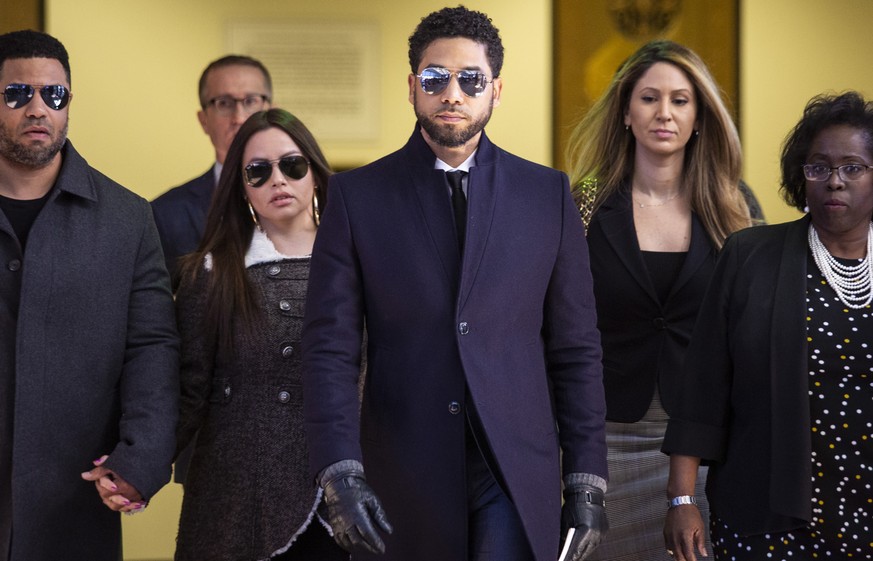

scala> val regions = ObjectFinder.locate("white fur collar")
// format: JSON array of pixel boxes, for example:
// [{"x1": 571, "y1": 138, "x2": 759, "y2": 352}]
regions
[{"x1": 203, "y1": 229, "x2": 308, "y2": 271}]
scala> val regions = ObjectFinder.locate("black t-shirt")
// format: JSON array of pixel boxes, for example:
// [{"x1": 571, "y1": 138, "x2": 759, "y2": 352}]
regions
[{"x1": 0, "y1": 190, "x2": 51, "y2": 250}]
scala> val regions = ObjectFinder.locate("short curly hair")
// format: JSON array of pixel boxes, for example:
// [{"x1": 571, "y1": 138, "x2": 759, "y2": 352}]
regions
[
  {"x1": 780, "y1": 91, "x2": 873, "y2": 211},
  {"x1": 0, "y1": 30, "x2": 70, "y2": 84},
  {"x1": 408, "y1": 5, "x2": 504, "y2": 77}
]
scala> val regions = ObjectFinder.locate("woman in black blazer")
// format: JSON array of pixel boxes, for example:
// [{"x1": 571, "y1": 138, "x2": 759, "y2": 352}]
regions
[
  {"x1": 565, "y1": 40, "x2": 755, "y2": 560},
  {"x1": 664, "y1": 92, "x2": 873, "y2": 560}
]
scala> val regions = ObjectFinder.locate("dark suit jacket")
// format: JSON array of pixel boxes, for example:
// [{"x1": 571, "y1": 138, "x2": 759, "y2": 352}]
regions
[
  {"x1": 663, "y1": 216, "x2": 813, "y2": 535},
  {"x1": 303, "y1": 127, "x2": 607, "y2": 561},
  {"x1": 0, "y1": 141, "x2": 179, "y2": 561},
  {"x1": 151, "y1": 167, "x2": 215, "y2": 280},
  {"x1": 587, "y1": 188, "x2": 718, "y2": 421}
]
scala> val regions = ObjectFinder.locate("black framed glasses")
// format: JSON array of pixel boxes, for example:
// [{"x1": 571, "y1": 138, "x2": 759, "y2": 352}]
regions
[
  {"x1": 2, "y1": 83, "x2": 71, "y2": 110},
  {"x1": 206, "y1": 94, "x2": 270, "y2": 116},
  {"x1": 416, "y1": 67, "x2": 493, "y2": 98},
  {"x1": 802, "y1": 163, "x2": 873, "y2": 182},
  {"x1": 244, "y1": 155, "x2": 310, "y2": 187}
]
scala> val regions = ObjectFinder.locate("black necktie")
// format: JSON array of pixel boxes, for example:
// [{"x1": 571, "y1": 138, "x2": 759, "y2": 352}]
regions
[{"x1": 447, "y1": 170, "x2": 467, "y2": 253}]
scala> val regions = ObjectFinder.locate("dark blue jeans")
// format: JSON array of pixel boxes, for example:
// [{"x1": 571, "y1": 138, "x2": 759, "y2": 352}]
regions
[{"x1": 466, "y1": 431, "x2": 535, "y2": 561}]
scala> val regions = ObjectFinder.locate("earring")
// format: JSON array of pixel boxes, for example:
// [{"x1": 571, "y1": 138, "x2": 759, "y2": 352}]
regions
[
  {"x1": 247, "y1": 199, "x2": 263, "y2": 233},
  {"x1": 312, "y1": 188, "x2": 320, "y2": 227},
  {"x1": 625, "y1": 125, "x2": 630, "y2": 131},
  {"x1": 694, "y1": 130, "x2": 699, "y2": 137}
]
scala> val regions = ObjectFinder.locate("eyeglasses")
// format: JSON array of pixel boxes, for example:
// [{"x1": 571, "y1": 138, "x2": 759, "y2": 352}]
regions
[
  {"x1": 802, "y1": 163, "x2": 873, "y2": 182},
  {"x1": 415, "y1": 67, "x2": 493, "y2": 98},
  {"x1": 206, "y1": 94, "x2": 270, "y2": 116},
  {"x1": 244, "y1": 155, "x2": 310, "y2": 187},
  {"x1": 2, "y1": 83, "x2": 71, "y2": 110}
]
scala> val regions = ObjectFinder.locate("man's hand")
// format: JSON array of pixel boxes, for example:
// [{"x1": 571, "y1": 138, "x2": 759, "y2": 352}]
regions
[
  {"x1": 80, "y1": 455, "x2": 147, "y2": 514},
  {"x1": 560, "y1": 483, "x2": 608, "y2": 561},
  {"x1": 322, "y1": 467, "x2": 393, "y2": 554}
]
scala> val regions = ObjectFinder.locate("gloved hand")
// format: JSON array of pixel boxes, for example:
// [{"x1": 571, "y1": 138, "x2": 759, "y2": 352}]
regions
[
  {"x1": 321, "y1": 464, "x2": 393, "y2": 554},
  {"x1": 560, "y1": 482, "x2": 608, "y2": 561}
]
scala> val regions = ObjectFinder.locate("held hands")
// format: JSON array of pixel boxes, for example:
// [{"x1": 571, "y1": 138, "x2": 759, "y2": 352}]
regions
[
  {"x1": 321, "y1": 465, "x2": 393, "y2": 554},
  {"x1": 664, "y1": 503, "x2": 708, "y2": 561},
  {"x1": 80, "y1": 455, "x2": 147, "y2": 514},
  {"x1": 560, "y1": 483, "x2": 608, "y2": 561}
]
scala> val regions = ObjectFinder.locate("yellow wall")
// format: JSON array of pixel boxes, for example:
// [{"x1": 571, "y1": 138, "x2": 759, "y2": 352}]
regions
[
  {"x1": 46, "y1": 1, "x2": 551, "y2": 559},
  {"x1": 741, "y1": 0, "x2": 873, "y2": 224},
  {"x1": 46, "y1": 0, "x2": 551, "y2": 202},
  {"x1": 38, "y1": 0, "x2": 873, "y2": 559}
]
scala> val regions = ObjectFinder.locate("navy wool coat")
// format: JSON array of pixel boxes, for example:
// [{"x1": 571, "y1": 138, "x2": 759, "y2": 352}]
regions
[
  {"x1": 303, "y1": 127, "x2": 607, "y2": 561},
  {"x1": 0, "y1": 142, "x2": 179, "y2": 561}
]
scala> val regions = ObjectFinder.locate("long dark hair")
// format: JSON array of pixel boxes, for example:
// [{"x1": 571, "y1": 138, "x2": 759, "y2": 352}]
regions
[{"x1": 178, "y1": 108, "x2": 332, "y2": 349}]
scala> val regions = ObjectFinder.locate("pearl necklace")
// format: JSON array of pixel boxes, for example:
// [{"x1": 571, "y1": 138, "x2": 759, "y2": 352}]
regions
[{"x1": 807, "y1": 222, "x2": 873, "y2": 309}]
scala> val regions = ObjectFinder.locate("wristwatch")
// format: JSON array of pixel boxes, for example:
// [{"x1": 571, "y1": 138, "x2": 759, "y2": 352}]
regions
[{"x1": 667, "y1": 495, "x2": 697, "y2": 509}]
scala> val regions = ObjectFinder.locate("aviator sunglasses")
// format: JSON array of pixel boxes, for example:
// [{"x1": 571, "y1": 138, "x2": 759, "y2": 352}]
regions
[
  {"x1": 2, "y1": 83, "x2": 71, "y2": 110},
  {"x1": 244, "y1": 155, "x2": 310, "y2": 187},
  {"x1": 416, "y1": 67, "x2": 493, "y2": 98}
]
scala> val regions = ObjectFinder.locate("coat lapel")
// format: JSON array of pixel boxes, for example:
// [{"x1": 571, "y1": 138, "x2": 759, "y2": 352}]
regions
[
  {"x1": 596, "y1": 191, "x2": 660, "y2": 303},
  {"x1": 457, "y1": 135, "x2": 499, "y2": 310},
  {"x1": 769, "y1": 215, "x2": 813, "y2": 520},
  {"x1": 405, "y1": 130, "x2": 461, "y2": 291},
  {"x1": 667, "y1": 213, "x2": 715, "y2": 300}
]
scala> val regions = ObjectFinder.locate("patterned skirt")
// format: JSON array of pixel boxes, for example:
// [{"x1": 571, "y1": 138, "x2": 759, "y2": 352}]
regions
[{"x1": 588, "y1": 392, "x2": 711, "y2": 561}]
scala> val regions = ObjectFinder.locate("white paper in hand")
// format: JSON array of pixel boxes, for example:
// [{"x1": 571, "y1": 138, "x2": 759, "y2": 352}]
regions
[{"x1": 557, "y1": 527, "x2": 575, "y2": 561}]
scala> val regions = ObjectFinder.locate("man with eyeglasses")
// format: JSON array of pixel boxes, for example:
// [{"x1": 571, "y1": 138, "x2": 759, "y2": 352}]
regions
[
  {"x1": 303, "y1": 6, "x2": 608, "y2": 561},
  {"x1": 0, "y1": 30, "x2": 178, "y2": 561},
  {"x1": 151, "y1": 54, "x2": 272, "y2": 283}
]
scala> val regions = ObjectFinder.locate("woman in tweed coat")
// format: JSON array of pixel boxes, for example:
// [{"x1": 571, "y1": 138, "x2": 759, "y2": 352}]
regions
[{"x1": 173, "y1": 109, "x2": 346, "y2": 561}]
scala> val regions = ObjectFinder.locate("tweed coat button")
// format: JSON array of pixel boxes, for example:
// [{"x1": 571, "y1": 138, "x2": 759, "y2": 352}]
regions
[
  {"x1": 458, "y1": 322, "x2": 469, "y2": 335},
  {"x1": 278, "y1": 390, "x2": 291, "y2": 403},
  {"x1": 448, "y1": 401, "x2": 461, "y2": 414},
  {"x1": 267, "y1": 264, "x2": 281, "y2": 276},
  {"x1": 279, "y1": 300, "x2": 292, "y2": 311},
  {"x1": 652, "y1": 317, "x2": 667, "y2": 330},
  {"x1": 7, "y1": 259, "x2": 21, "y2": 271},
  {"x1": 281, "y1": 344, "x2": 294, "y2": 358}
]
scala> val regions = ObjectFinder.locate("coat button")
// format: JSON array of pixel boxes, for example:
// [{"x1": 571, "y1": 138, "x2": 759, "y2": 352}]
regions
[
  {"x1": 267, "y1": 264, "x2": 281, "y2": 276},
  {"x1": 652, "y1": 317, "x2": 667, "y2": 330},
  {"x1": 279, "y1": 300, "x2": 292, "y2": 311},
  {"x1": 458, "y1": 322, "x2": 469, "y2": 335},
  {"x1": 7, "y1": 259, "x2": 21, "y2": 271},
  {"x1": 224, "y1": 385, "x2": 231, "y2": 398},
  {"x1": 281, "y1": 344, "x2": 294, "y2": 358},
  {"x1": 278, "y1": 390, "x2": 291, "y2": 403},
  {"x1": 448, "y1": 401, "x2": 461, "y2": 414}
]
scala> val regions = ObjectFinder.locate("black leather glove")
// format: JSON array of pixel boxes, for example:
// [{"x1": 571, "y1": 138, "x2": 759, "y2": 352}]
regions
[
  {"x1": 560, "y1": 482, "x2": 608, "y2": 561},
  {"x1": 321, "y1": 466, "x2": 393, "y2": 554}
]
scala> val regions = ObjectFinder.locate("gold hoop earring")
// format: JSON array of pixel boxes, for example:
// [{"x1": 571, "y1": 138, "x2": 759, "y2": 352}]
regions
[
  {"x1": 247, "y1": 199, "x2": 263, "y2": 233},
  {"x1": 312, "y1": 188, "x2": 320, "y2": 227}
]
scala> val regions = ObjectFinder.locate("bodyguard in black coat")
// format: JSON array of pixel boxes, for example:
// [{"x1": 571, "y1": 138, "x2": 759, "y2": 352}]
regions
[{"x1": 0, "y1": 30, "x2": 178, "y2": 561}]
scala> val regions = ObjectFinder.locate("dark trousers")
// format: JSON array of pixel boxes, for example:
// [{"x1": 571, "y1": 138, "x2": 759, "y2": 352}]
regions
[
  {"x1": 466, "y1": 419, "x2": 535, "y2": 561},
  {"x1": 273, "y1": 521, "x2": 349, "y2": 561}
]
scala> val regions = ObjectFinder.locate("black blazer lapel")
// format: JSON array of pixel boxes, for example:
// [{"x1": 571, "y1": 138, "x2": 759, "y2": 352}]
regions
[
  {"x1": 769, "y1": 215, "x2": 812, "y2": 522},
  {"x1": 596, "y1": 191, "x2": 660, "y2": 304},
  {"x1": 668, "y1": 213, "x2": 715, "y2": 300}
]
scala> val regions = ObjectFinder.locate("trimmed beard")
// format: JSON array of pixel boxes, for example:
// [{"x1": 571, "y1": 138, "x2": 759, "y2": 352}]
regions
[
  {"x1": 414, "y1": 91, "x2": 494, "y2": 148},
  {"x1": 0, "y1": 118, "x2": 68, "y2": 168}
]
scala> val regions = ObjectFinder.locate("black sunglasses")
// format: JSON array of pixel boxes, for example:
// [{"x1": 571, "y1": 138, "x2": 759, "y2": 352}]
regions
[
  {"x1": 416, "y1": 67, "x2": 493, "y2": 98},
  {"x1": 244, "y1": 155, "x2": 310, "y2": 187},
  {"x1": 2, "y1": 83, "x2": 71, "y2": 110}
]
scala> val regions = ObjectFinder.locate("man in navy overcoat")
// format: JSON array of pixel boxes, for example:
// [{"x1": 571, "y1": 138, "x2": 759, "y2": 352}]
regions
[{"x1": 303, "y1": 7, "x2": 608, "y2": 561}]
